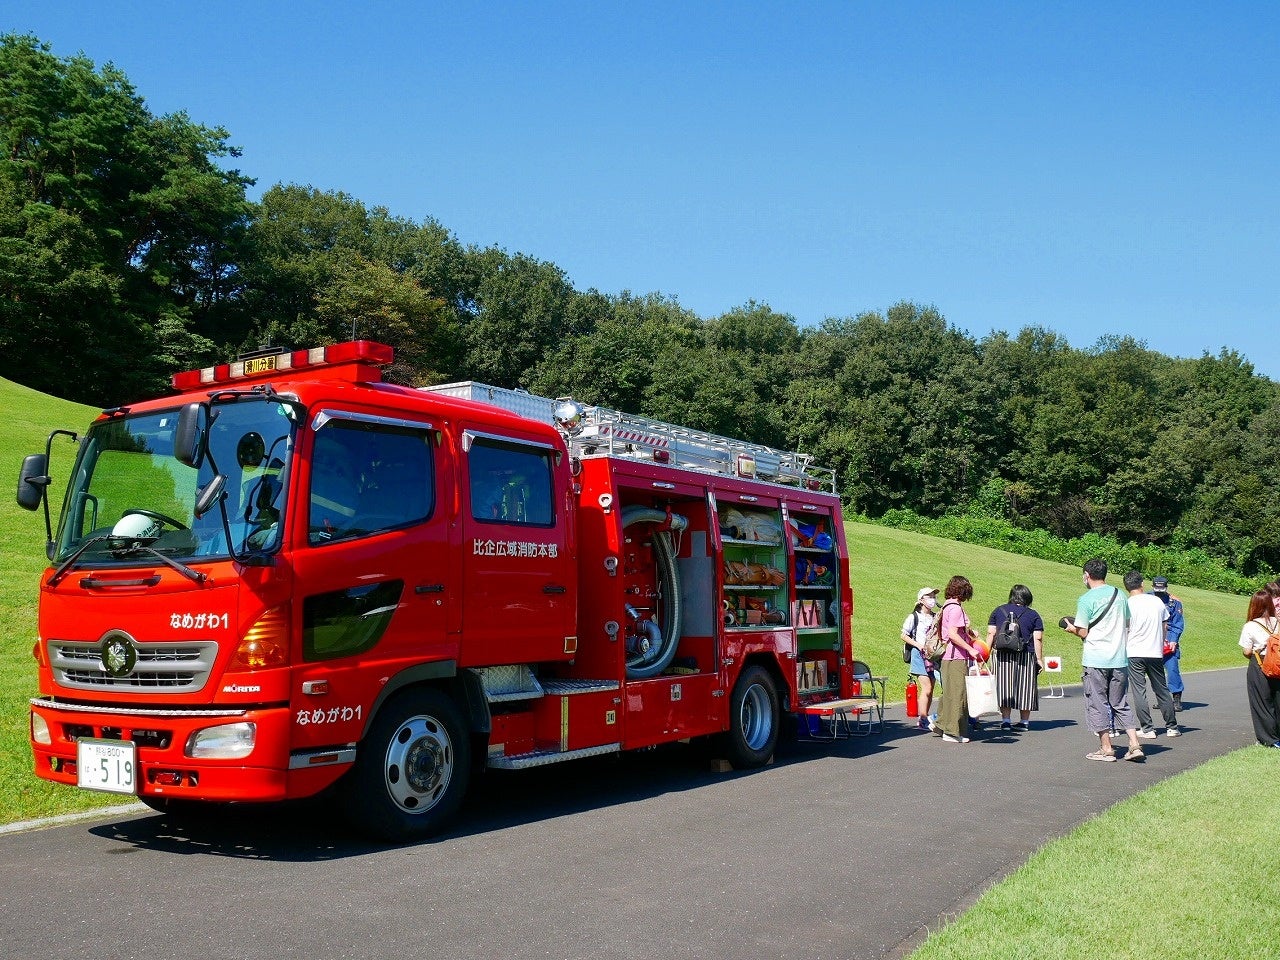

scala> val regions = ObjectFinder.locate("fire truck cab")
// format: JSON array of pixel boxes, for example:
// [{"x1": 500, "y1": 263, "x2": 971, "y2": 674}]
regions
[{"x1": 19, "y1": 341, "x2": 854, "y2": 840}]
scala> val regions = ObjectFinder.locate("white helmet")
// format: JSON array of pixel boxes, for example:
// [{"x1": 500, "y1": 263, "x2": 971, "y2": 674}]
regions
[{"x1": 111, "y1": 513, "x2": 162, "y2": 541}]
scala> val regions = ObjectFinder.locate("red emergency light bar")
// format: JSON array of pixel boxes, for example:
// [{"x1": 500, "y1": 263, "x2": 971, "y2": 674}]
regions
[{"x1": 171, "y1": 341, "x2": 394, "y2": 391}]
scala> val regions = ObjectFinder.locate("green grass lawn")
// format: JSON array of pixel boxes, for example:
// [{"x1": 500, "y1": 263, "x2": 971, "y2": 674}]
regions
[
  {"x1": 909, "y1": 746, "x2": 1280, "y2": 960},
  {"x1": 1, "y1": 377, "x2": 104, "y2": 820},
  {"x1": 847, "y1": 520, "x2": 1249, "y2": 692}
]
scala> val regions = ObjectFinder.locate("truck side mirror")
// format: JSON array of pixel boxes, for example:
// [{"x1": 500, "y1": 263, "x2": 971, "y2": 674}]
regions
[
  {"x1": 16, "y1": 454, "x2": 49, "y2": 511},
  {"x1": 194, "y1": 474, "x2": 227, "y2": 519},
  {"x1": 174, "y1": 403, "x2": 207, "y2": 468}
]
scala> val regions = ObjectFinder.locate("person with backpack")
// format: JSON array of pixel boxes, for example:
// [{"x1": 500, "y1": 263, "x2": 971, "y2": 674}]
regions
[
  {"x1": 1238, "y1": 588, "x2": 1280, "y2": 748},
  {"x1": 985, "y1": 584, "x2": 1044, "y2": 732},
  {"x1": 902, "y1": 587, "x2": 940, "y2": 731}
]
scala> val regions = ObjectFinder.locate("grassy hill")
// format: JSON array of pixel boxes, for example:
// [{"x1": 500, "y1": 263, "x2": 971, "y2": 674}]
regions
[
  {"x1": 847, "y1": 521, "x2": 1248, "y2": 687},
  {"x1": 0, "y1": 375, "x2": 1252, "y2": 824},
  {"x1": 1, "y1": 377, "x2": 101, "y2": 820}
]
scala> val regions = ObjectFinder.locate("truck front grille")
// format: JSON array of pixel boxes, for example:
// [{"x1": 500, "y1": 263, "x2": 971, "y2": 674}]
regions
[{"x1": 48, "y1": 640, "x2": 218, "y2": 694}]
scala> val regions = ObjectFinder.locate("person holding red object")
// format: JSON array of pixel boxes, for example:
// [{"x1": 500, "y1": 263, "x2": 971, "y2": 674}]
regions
[{"x1": 934, "y1": 575, "x2": 984, "y2": 744}]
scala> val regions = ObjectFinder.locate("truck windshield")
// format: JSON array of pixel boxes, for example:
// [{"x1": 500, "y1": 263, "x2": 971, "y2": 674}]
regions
[{"x1": 53, "y1": 400, "x2": 296, "y2": 565}]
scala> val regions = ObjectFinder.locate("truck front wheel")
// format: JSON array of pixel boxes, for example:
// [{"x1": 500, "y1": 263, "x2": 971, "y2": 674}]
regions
[
  {"x1": 343, "y1": 688, "x2": 471, "y2": 842},
  {"x1": 723, "y1": 665, "x2": 779, "y2": 769}
]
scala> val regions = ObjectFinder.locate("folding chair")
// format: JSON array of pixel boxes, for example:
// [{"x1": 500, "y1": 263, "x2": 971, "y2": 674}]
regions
[{"x1": 852, "y1": 660, "x2": 887, "y2": 729}]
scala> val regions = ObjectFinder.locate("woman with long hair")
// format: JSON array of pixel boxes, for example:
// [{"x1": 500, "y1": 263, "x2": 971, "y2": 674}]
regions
[{"x1": 1240, "y1": 588, "x2": 1280, "y2": 748}]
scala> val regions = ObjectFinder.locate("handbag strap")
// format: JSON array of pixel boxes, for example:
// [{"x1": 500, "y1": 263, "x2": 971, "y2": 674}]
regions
[{"x1": 1086, "y1": 587, "x2": 1120, "y2": 630}]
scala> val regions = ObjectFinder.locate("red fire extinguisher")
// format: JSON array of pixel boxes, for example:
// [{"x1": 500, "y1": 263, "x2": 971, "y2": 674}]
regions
[{"x1": 905, "y1": 677, "x2": 919, "y2": 718}]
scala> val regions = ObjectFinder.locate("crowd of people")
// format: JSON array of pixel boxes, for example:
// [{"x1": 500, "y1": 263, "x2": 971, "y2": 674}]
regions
[{"x1": 901, "y1": 561, "x2": 1214, "y2": 759}]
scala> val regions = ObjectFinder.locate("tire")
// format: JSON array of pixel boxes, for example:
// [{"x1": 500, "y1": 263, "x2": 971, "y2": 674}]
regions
[
  {"x1": 342, "y1": 688, "x2": 472, "y2": 842},
  {"x1": 723, "y1": 665, "x2": 779, "y2": 769}
]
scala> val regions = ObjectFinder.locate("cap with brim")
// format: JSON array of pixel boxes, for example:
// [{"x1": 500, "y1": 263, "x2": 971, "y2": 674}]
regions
[{"x1": 917, "y1": 587, "x2": 939, "y2": 602}]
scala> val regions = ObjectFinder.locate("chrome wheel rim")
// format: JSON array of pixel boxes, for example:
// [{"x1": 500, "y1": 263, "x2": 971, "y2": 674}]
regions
[
  {"x1": 383, "y1": 714, "x2": 453, "y2": 814},
  {"x1": 738, "y1": 682, "x2": 772, "y2": 751}
]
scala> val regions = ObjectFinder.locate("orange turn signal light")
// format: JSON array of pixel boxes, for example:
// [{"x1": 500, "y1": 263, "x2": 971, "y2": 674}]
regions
[{"x1": 233, "y1": 606, "x2": 290, "y2": 669}]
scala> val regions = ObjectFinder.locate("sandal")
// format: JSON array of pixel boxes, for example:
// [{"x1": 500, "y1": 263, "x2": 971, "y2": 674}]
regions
[
  {"x1": 1086, "y1": 749, "x2": 1116, "y2": 762},
  {"x1": 1123, "y1": 746, "x2": 1146, "y2": 762}
]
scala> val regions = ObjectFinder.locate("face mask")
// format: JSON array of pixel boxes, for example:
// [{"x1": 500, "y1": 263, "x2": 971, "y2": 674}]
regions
[{"x1": 923, "y1": 596, "x2": 936, "y2": 610}]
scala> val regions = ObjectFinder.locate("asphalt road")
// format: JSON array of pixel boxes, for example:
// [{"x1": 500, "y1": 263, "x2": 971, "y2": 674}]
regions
[{"x1": 0, "y1": 666, "x2": 1253, "y2": 960}]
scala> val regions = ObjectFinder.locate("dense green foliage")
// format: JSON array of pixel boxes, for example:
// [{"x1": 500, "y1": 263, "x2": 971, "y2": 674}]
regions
[{"x1": 3, "y1": 35, "x2": 1279, "y2": 582}]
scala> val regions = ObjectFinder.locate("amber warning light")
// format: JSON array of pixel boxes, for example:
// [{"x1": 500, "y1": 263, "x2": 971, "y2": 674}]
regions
[{"x1": 171, "y1": 341, "x2": 394, "y2": 391}]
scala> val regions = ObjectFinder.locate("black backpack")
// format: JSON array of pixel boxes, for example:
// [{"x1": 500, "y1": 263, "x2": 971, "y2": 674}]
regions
[
  {"x1": 903, "y1": 611, "x2": 919, "y2": 663},
  {"x1": 993, "y1": 608, "x2": 1025, "y2": 653}
]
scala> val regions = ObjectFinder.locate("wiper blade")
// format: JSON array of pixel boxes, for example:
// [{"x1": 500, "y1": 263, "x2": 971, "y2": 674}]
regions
[
  {"x1": 133, "y1": 545, "x2": 208, "y2": 584},
  {"x1": 51, "y1": 537, "x2": 209, "y2": 587},
  {"x1": 47, "y1": 536, "x2": 112, "y2": 587}
]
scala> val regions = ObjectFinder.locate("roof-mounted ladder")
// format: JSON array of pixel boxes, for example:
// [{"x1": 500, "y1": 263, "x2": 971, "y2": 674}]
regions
[{"x1": 423, "y1": 381, "x2": 836, "y2": 492}]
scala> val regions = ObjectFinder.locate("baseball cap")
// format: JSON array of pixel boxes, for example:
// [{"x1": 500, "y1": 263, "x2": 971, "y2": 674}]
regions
[
  {"x1": 917, "y1": 587, "x2": 939, "y2": 602},
  {"x1": 1152, "y1": 576, "x2": 1169, "y2": 591}
]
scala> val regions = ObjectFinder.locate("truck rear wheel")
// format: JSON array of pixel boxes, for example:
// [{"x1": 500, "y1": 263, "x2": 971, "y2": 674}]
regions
[
  {"x1": 723, "y1": 665, "x2": 779, "y2": 768},
  {"x1": 343, "y1": 688, "x2": 471, "y2": 842}
]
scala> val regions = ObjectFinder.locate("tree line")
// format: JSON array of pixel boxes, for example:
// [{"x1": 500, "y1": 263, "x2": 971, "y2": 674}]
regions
[{"x1": 3, "y1": 34, "x2": 1277, "y2": 581}]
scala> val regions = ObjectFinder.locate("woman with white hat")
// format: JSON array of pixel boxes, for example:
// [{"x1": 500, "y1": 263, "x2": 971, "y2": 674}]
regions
[{"x1": 902, "y1": 587, "x2": 940, "y2": 730}]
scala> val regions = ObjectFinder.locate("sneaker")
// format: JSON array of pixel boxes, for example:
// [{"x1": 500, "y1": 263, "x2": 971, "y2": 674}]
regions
[
  {"x1": 1011, "y1": 722, "x2": 1029, "y2": 731},
  {"x1": 1166, "y1": 726, "x2": 1182, "y2": 738},
  {"x1": 1173, "y1": 694, "x2": 1184, "y2": 712},
  {"x1": 1086, "y1": 749, "x2": 1116, "y2": 762},
  {"x1": 941, "y1": 734, "x2": 971, "y2": 743},
  {"x1": 1123, "y1": 746, "x2": 1146, "y2": 762},
  {"x1": 916, "y1": 718, "x2": 930, "y2": 731},
  {"x1": 1136, "y1": 728, "x2": 1158, "y2": 739},
  {"x1": 1000, "y1": 720, "x2": 1012, "y2": 731}
]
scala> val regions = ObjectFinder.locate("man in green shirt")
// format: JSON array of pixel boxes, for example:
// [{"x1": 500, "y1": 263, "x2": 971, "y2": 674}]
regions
[{"x1": 1062, "y1": 558, "x2": 1145, "y2": 762}]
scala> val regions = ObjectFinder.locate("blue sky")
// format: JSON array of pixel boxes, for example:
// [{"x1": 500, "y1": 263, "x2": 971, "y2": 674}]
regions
[{"x1": 11, "y1": 2, "x2": 1280, "y2": 379}]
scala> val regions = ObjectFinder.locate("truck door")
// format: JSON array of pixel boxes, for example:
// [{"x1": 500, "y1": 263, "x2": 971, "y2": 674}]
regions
[
  {"x1": 288, "y1": 411, "x2": 452, "y2": 751},
  {"x1": 458, "y1": 429, "x2": 574, "y2": 666}
]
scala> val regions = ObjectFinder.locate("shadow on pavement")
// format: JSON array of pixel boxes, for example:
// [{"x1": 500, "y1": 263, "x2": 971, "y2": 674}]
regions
[{"x1": 88, "y1": 729, "x2": 897, "y2": 861}]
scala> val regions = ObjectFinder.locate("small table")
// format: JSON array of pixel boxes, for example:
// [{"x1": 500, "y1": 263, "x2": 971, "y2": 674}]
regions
[{"x1": 802, "y1": 696, "x2": 883, "y2": 738}]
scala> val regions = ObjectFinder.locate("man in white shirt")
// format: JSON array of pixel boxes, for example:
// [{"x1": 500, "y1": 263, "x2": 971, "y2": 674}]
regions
[{"x1": 1124, "y1": 570, "x2": 1180, "y2": 738}]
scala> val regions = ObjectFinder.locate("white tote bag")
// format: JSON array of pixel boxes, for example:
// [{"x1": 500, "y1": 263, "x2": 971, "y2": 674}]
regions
[{"x1": 965, "y1": 666, "x2": 998, "y2": 718}]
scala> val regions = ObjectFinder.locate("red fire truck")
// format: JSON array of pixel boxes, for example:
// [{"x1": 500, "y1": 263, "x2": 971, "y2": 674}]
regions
[{"x1": 18, "y1": 341, "x2": 855, "y2": 840}]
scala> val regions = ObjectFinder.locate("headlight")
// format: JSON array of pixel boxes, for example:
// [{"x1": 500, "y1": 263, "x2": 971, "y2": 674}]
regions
[
  {"x1": 186, "y1": 722, "x2": 256, "y2": 759},
  {"x1": 31, "y1": 712, "x2": 51, "y2": 745}
]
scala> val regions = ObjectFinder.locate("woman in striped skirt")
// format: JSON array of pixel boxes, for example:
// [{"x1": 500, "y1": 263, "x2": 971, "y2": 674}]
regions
[{"x1": 985, "y1": 584, "x2": 1045, "y2": 731}]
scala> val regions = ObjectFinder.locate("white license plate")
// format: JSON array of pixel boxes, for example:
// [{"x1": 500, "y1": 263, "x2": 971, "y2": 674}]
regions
[{"x1": 77, "y1": 739, "x2": 138, "y2": 794}]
